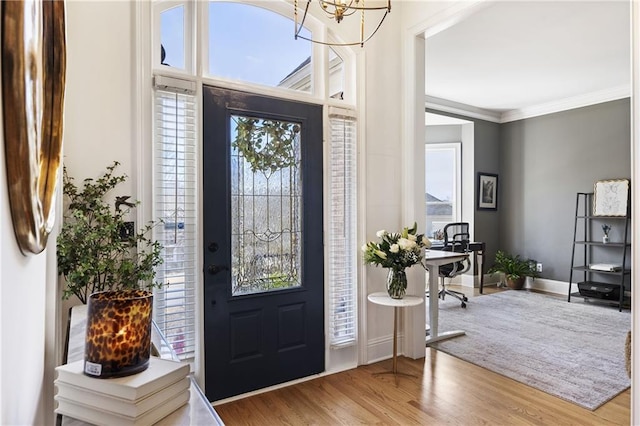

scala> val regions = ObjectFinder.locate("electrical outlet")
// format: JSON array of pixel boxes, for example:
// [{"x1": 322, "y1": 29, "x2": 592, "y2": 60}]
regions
[
  {"x1": 536, "y1": 262, "x2": 543, "y2": 273},
  {"x1": 119, "y1": 221, "x2": 135, "y2": 241}
]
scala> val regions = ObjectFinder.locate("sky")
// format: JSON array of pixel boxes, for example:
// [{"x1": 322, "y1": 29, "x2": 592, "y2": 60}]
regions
[
  {"x1": 426, "y1": 147, "x2": 454, "y2": 201},
  {"x1": 161, "y1": 2, "x2": 311, "y2": 86}
]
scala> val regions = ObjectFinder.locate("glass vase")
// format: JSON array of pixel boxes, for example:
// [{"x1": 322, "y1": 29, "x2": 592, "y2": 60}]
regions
[
  {"x1": 387, "y1": 268, "x2": 407, "y2": 299},
  {"x1": 84, "y1": 289, "x2": 153, "y2": 378}
]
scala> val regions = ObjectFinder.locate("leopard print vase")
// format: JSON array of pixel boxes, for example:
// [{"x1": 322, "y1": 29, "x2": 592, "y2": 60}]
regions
[{"x1": 84, "y1": 290, "x2": 153, "y2": 378}]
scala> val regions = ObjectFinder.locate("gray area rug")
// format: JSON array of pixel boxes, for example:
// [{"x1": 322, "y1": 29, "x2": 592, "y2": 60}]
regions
[{"x1": 431, "y1": 290, "x2": 630, "y2": 410}]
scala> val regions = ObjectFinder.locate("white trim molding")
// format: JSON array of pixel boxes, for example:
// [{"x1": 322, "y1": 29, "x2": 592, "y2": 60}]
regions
[
  {"x1": 631, "y1": 1, "x2": 640, "y2": 424},
  {"x1": 366, "y1": 334, "x2": 405, "y2": 365},
  {"x1": 501, "y1": 85, "x2": 631, "y2": 123},
  {"x1": 427, "y1": 85, "x2": 631, "y2": 125},
  {"x1": 426, "y1": 95, "x2": 501, "y2": 123}
]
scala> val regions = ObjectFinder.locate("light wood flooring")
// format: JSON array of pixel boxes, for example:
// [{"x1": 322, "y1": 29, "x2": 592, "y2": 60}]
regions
[{"x1": 214, "y1": 286, "x2": 630, "y2": 425}]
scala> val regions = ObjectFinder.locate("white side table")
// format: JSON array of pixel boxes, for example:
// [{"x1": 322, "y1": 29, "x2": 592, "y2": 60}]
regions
[{"x1": 367, "y1": 292, "x2": 424, "y2": 374}]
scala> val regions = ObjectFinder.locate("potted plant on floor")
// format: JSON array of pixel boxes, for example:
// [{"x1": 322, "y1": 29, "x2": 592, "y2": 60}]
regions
[{"x1": 487, "y1": 250, "x2": 539, "y2": 290}]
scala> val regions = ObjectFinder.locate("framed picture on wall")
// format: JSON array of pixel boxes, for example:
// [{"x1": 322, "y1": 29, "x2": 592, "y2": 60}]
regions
[
  {"x1": 477, "y1": 172, "x2": 498, "y2": 211},
  {"x1": 593, "y1": 179, "x2": 630, "y2": 216}
]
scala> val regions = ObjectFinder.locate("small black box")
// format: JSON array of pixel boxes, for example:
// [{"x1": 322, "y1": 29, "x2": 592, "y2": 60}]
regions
[{"x1": 578, "y1": 283, "x2": 620, "y2": 300}]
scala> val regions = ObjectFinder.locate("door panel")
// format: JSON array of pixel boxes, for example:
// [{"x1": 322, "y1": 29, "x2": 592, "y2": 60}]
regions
[{"x1": 203, "y1": 86, "x2": 324, "y2": 401}]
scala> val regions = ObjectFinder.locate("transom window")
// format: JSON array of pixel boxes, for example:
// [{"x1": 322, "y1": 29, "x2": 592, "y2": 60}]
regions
[
  {"x1": 160, "y1": 5, "x2": 185, "y2": 69},
  {"x1": 208, "y1": 2, "x2": 312, "y2": 92}
]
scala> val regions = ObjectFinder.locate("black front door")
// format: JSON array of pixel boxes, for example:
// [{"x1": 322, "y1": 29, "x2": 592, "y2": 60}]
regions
[{"x1": 202, "y1": 86, "x2": 324, "y2": 401}]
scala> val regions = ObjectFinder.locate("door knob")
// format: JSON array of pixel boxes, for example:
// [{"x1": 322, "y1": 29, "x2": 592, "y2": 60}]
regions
[{"x1": 208, "y1": 264, "x2": 229, "y2": 275}]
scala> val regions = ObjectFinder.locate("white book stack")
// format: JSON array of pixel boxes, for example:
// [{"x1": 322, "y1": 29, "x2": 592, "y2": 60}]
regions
[{"x1": 55, "y1": 357, "x2": 190, "y2": 426}]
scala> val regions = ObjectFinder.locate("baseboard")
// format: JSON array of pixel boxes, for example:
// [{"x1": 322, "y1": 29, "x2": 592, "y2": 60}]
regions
[
  {"x1": 366, "y1": 334, "x2": 398, "y2": 364},
  {"x1": 524, "y1": 277, "x2": 573, "y2": 296},
  {"x1": 461, "y1": 273, "x2": 499, "y2": 288}
]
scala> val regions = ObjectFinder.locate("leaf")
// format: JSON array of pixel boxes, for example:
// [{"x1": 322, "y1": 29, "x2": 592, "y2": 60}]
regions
[{"x1": 57, "y1": 162, "x2": 164, "y2": 301}]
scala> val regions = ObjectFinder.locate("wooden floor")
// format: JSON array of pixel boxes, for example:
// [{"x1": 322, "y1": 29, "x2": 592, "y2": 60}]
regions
[{"x1": 215, "y1": 286, "x2": 631, "y2": 425}]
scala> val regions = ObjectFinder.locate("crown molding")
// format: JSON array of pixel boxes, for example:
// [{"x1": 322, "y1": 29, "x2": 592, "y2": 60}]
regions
[
  {"x1": 500, "y1": 85, "x2": 631, "y2": 122},
  {"x1": 425, "y1": 95, "x2": 502, "y2": 123},
  {"x1": 426, "y1": 85, "x2": 631, "y2": 124}
]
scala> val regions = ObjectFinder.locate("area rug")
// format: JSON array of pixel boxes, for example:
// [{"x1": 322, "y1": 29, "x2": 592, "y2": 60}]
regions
[{"x1": 431, "y1": 291, "x2": 631, "y2": 410}]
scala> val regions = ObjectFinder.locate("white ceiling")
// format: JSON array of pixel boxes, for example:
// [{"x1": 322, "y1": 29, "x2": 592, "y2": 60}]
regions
[{"x1": 425, "y1": 1, "x2": 630, "y2": 122}]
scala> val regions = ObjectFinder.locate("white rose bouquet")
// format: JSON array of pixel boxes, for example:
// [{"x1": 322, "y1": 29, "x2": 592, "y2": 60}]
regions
[{"x1": 361, "y1": 222, "x2": 431, "y2": 271}]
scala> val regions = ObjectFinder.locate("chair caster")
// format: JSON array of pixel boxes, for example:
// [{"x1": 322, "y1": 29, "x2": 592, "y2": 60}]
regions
[
  {"x1": 461, "y1": 302, "x2": 466, "y2": 308},
  {"x1": 463, "y1": 296, "x2": 468, "y2": 302}
]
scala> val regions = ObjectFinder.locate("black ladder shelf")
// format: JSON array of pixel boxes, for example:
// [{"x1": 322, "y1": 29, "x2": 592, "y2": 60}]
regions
[{"x1": 568, "y1": 192, "x2": 631, "y2": 311}]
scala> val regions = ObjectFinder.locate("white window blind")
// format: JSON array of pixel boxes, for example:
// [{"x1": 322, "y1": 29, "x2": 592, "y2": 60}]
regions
[
  {"x1": 328, "y1": 108, "x2": 357, "y2": 347},
  {"x1": 153, "y1": 79, "x2": 197, "y2": 360}
]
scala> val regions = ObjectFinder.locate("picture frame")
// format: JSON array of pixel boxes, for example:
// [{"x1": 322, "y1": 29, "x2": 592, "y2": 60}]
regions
[
  {"x1": 477, "y1": 172, "x2": 498, "y2": 211},
  {"x1": 593, "y1": 179, "x2": 630, "y2": 216}
]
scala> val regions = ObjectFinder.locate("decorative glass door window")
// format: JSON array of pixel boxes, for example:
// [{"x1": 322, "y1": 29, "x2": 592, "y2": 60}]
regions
[{"x1": 230, "y1": 115, "x2": 303, "y2": 295}]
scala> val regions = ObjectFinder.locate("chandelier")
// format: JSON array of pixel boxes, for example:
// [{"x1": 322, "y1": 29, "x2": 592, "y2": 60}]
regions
[{"x1": 294, "y1": 0, "x2": 391, "y2": 47}]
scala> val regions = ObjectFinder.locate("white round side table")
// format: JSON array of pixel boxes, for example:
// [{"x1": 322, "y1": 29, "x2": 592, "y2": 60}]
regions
[{"x1": 367, "y1": 292, "x2": 424, "y2": 374}]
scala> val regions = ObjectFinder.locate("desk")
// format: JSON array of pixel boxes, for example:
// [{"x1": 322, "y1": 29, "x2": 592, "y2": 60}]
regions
[
  {"x1": 423, "y1": 250, "x2": 469, "y2": 345},
  {"x1": 59, "y1": 305, "x2": 224, "y2": 426},
  {"x1": 429, "y1": 240, "x2": 486, "y2": 293},
  {"x1": 367, "y1": 292, "x2": 423, "y2": 374}
]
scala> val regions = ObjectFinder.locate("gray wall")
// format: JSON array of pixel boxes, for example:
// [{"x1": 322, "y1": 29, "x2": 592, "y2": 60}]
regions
[
  {"x1": 473, "y1": 117, "x2": 501, "y2": 265},
  {"x1": 426, "y1": 109, "x2": 502, "y2": 265},
  {"x1": 500, "y1": 98, "x2": 631, "y2": 281},
  {"x1": 425, "y1": 124, "x2": 461, "y2": 142}
]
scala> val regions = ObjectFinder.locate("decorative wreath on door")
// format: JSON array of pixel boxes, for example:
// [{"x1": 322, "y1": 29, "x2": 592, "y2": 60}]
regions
[{"x1": 232, "y1": 117, "x2": 300, "y2": 174}]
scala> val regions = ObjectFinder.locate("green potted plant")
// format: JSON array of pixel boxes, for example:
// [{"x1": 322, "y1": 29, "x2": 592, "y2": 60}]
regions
[
  {"x1": 57, "y1": 161, "x2": 164, "y2": 303},
  {"x1": 487, "y1": 250, "x2": 539, "y2": 290}
]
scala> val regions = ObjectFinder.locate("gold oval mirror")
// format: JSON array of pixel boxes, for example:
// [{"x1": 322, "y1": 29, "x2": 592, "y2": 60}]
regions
[{"x1": 2, "y1": 0, "x2": 66, "y2": 255}]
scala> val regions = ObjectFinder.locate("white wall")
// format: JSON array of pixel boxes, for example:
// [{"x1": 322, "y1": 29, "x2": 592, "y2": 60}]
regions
[
  {"x1": 0, "y1": 192, "x2": 49, "y2": 425},
  {"x1": 64, "y1": 1, "x2": 136, "y2": 196},
  {"x1": 59, "y1": 0, "x2": 138, "y2": 344},
  {"x1": 359, "y1": 10, "x2": 408, "y2": 361},
  {"x1": 0, "y1": 51, "x2": 49, "y2": 426}
]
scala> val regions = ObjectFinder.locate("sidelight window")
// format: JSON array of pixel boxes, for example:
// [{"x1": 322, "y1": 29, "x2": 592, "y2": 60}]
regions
[{"x1": 152, "y1": 77, "x2": 198, "y2": 359}]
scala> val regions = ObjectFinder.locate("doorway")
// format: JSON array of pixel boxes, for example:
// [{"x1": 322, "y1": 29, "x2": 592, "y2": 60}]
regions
[{"x1": 202, "y1": 86, "x2": 324, "y2": 401}]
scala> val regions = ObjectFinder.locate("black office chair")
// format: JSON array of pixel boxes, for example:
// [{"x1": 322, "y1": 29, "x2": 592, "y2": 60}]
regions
[{"x1": 433, "y1": 222, "x2": 471, "y2": 308}]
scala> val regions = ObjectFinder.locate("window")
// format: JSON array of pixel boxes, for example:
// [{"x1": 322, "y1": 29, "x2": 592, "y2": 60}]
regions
[
  {"x1": 328, "y1": 108, "x2": 357, "y2": 347},
  {"x1": 160, "y1": 5, "x2": 185, "y2": 69},
  {"x1": 208, "y1": 2, "x2": 312, "y2": 92},
  {"x1": 425, "y1": 143, "x2": 461, "y2": 238},
  {"x1": 155, "y1": 1, "x2": 194, "y2": 73},
  {"x1": 230, "y1": 115, "x2": 303, "y2": 295},
  {"x1": 152, "y1": 76, "x2": 197, "y2": 359},
  {"x1": 328, "y1": 48, "x2": 344, "y2": 100}
]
